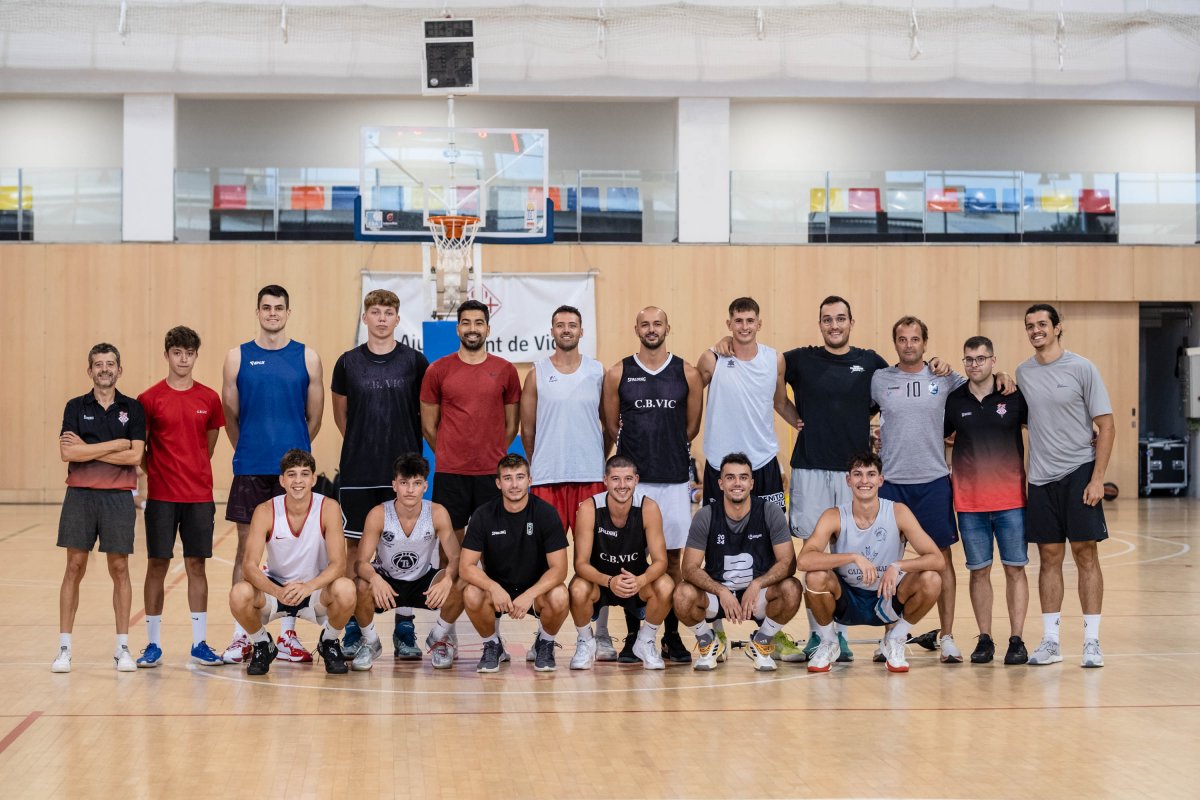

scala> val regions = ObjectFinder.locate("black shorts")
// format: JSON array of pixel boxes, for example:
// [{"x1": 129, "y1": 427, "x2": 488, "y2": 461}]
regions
[
  {"x1": 489, "y1": 581, "x2": 542, "y2": 618},
  {"x1": 704, "y1": 587, "x2": 766, "y2": 623},
  {"x1": 1026, "y1": 462, "x2": 1109, "y2": 545},
  {"x1": 702, "y1": 458, "x2": 786, "y2": 510},
  {"x1": 596, "y1": 584, "x2": 648, "y2": 610},
  {"x1": 225, "y1": 474, "x2": 284, "y2": 524},
  {"x1": 372, "y1": 567, "x2": 438, "y2": 611},
  {"x1": 340, "y1": 486, "x2": 396, "y2": 539},
  {"x1": 433, "y1": 472, "x2": 500, "y2": 529},
  {"x1": 144, "y1": 500, "x2": 215, "y2": 559},
  {"x1": 57, "y1": 487, "x2": 136, "y2": 555}
]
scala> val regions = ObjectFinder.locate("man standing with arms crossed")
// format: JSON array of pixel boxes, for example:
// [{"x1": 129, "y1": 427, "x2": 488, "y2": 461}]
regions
[
  {"x1": 1018, "y1": 304, "x2": 1113, "y2": 668},
  {"x1": 221, "y1": 285, "x2": 324, "y2": 664}
]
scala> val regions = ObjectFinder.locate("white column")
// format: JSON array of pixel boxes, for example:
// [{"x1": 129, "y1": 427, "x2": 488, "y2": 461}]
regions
[
  {"x1": 676, "y1": 98, "x2": 730, "y2": 243},
  {"x1": 122, "y1": 94, "x2": 176, "y2": 242}
]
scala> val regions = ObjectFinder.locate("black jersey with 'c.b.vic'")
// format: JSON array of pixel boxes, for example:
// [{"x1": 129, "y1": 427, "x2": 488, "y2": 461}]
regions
[
  {"x1": 590, "y1": 490, "x2": 649, "y2": 577},
  {"x1": 616, "y1": 354, "x2": 690, "y2": 484}
]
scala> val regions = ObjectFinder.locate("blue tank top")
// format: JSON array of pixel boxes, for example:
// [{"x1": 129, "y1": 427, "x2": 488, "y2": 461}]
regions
[{"x1": 233, "y1": 340, "x2": 311, "y2": 475}]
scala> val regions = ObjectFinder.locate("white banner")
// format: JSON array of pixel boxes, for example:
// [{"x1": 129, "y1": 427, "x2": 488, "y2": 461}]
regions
[{"x1": 358, "y1": 272, "x2": 597, "y2": 361}]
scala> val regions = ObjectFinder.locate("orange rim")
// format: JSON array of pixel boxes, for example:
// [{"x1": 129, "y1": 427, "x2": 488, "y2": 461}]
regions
[{"x1": 428, "y1": 214, "x2": 480, "y2": 240}]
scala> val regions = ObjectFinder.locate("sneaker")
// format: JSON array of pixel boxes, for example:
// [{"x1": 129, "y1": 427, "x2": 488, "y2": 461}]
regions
[
  {"x1": 393, "y1": 618, "x2": 421, "y2": 660},
  {"x1": 716, "y1": 630, "x2": 729, "y2": 662},
  {"x1": 617, "y1": 635, "x2": 641, "y2": 664},
  {"x1": 222, "y1": 634, "x2": 253, "y2": 664},
  {"x1": 1004, "y1": 636, "x2": 1029, "y2": 665},
  {"x1": 1081, "y1": 639, "x2": 1104, "y2": 668},
  {"x1": 533, "y1": 637, "x2": 559, "y2": 672},
  {"x1": 632, "y1": 637, "x2": 665, "y2": 670},
  {"x1": 661, "y1": 631, "x2": 692, "y2": 664},
  {"x1": 190, "y1": 641, "x2": 223, "y2": 667},
  {"x1": 426, "y1": 638, "x2": 456, "y2": 671},
  {"x1": 115, "y1": 646, "x2": 137, "y2": 672},
  {"x1": 807, "y1": 639, "x2": 842, "y2": 673},
  {"x1": 939, "y1": 634, "x2": 963, "y2": 664},
  {"x1": 526, "y1": 633, "x2": 539, "y2": 662},
  {"x1": 476, "y1": 639, "x2": 509, "y2": 673},
  {"x1": 692, "y1": 634, "x2": 726, "y2": 671},
  {"x1": 51, "y1": 646, "x2": 72, "y2": 673},
  {"x1": 880, "y1": 638, "x2": 909, "y2": 672},
  {"x1": 908, "y1": 629, "x2": 939, "y2": 651},
  {"x1": 837, "y1": 632, "x2": 855, "y2": 662},
  {"x1": 352, "y1": 636, "x2": 383, "y2": 671},
  {"x1": 136, "y1": 643, "x2": 163, "y2": 668},
  {"x1": 801, "y1": 632, "x2": 821, "y2": 660},
  {"x1": 277, "y1": 630, "x2": 313, "y2": 663},
  {"x1": 317, "y1": 636, "x2": 348, "y2": 675},
  {"x1": 247, "y1": 638, "x2": 278, "y2": 676},
  {"x1": 594, "y1": 633, "x2": 618, "y2": 662},
  {"x1": 970, "y1": 634, "x2": 995, "y2": 664},
  {"x1": 342, "y1": 618, "x2": 362, "y2": 657},
  {"x1": 746, "y1": 635, "x2": 777, "y2": 672},
  {"x1": 570, "y1": 636, "x2": 598, "y2": 670},
  {"x1": 1027, "y1": 638, "x2": 1063, "y2": 666},
  {"x1": 772, "y1": 631, "x2": 807, "y2": 663},
  {"x1": 872, "y1": 643, "x2": 885, "y2": 663}
]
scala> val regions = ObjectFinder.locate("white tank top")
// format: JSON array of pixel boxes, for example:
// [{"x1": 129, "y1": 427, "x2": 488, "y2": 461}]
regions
[
  {"x1": 531, "y1": 355, "x2": 605, "y2": 485},
  {"x1": 703, "y1": 343, "x2": 779, "y2": 469},
  {"x1": 831, "y1": 499, "x2": 905, "y2": 592},
  {"x1": 266, "y1": 494, "x2": 330, "y2": 585},
  {"x1": 373, "y1": 499, "x2": 440, "y2": 581}
]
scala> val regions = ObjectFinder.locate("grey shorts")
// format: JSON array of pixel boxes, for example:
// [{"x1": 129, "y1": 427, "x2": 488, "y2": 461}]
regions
[
  {"x1": 789, "y1": 468, "x2": 851, "y2": 539},
  {"x1": 57, "y1": 487, "x2": 136, "y2": 555}
]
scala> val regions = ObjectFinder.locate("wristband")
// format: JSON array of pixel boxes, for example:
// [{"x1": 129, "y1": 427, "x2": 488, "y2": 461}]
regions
[{"x1": 607, "y1": 576, "x2": 613, "y2": 590}]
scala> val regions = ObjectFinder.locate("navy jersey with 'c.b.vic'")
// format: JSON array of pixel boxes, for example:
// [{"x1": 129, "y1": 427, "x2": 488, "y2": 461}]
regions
[{"x1": 616, "y1": 354, "x2": 690, "y2": 484}]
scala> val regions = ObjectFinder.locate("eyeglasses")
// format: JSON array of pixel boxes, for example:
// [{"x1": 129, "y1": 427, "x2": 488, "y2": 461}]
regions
[{"x1": 961, "y1": 355, "x2": 994, "y2": 366}]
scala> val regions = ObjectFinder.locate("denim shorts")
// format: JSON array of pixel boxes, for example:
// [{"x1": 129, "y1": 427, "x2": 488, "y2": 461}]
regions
[{"x1": 955, "y1": 508, "x2": 1028, "y2": 569}]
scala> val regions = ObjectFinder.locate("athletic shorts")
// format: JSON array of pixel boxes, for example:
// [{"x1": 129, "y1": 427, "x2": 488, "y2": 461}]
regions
[
  {"x1": 703, "y1": 459, "x2": 785, "y2": 510},
  {"x1": 531, "y1": 481, "x2": 606, "y2": 535},
  {"x1": 433, "y1": 472, "x2": 500, "y2": 530},
  {"x1": 880, "y1": 476, "x2": 958, "y2": 548},
  {"x1": 1026, "y1": 462, "x2": 1109, "y2": 545},
  {"x1": 957, "y1": 508, "x2": 1028, "y2": 569},
  {"x1": 833, "y1": 576, "x2": 905, "y2": 628},
  {"x1": 263, "y1": 576, "x2": 328, "y2": 623},
  {"x1": 339, "y1": 486, "x2": 396, "y2": 539},
  {"x1": 57, "y1": 487, "x2": 136, "y2": 555},
  {"x1": 638, "y1": 482, "x2": 692, "y2": 550},
  {"x1": 225, "y1": 474, "x2": 284, "y2": 524},
  {"x1": 371, "y1": 567, "x2": 438, "y2": 612},
  {"x1": 595, "y1": 584, "x2": 648, "y2": 611},
  {"x1": 789, "y1": 468, "x2": 852, "y2": 539},
  {"x1": 704, "y1": 586, "x2": 767, "y2": 622},
  {"x1": 144, "y1": 500, "x2": 215, "y2": 559}
]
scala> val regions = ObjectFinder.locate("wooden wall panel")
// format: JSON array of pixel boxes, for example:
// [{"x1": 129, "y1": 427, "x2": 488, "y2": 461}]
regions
[
  {"x1": 1132, "y1": 246, "x2": 1200, "y2": 300},
  {"x1": 876, "y1": 246, "x2": 981, "y2": 363},
  {"x1": 1055, "y1": 246, "x2": 1134, "y2": 301},
  {"x1": 979, "y1": 246, "x2": 1056, "y2": 301},
  {"x1": 0, "y1": 246, "x2": 47, "y2": 500}
]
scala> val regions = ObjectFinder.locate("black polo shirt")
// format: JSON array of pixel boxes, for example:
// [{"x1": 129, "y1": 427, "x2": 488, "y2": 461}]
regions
[
  {"x1": 944, "y1": 382, "x2": 1026, "y2": 513},
  {"x1": 61, "y1": 389, "x2": 146, "y2": 490},
  {"x1": 462, "y1": 494, "x2": 567, "y2": 598}
]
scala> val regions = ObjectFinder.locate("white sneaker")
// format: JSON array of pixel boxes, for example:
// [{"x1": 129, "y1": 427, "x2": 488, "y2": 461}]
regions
[
  {"x1": 692, "y1": 635, "x2": 725, "y2": 671},
  {"x1": 1081, "y1": 639, "x2": 1104, "y2": 668},
  {"x1": 807, "y1": 639, "x2": 841, "y2": 673},
  {"x1": 352, "y1": 636, "x2": 382, "y2": 671},
  {"x1": 570, "y1": 636, "x2": 598, "y2": 670},
  {"x1": 51, "y1": 646, "x2": 72, "y2": 673},
  {"x1": 745, "y1": 635, "x2": 778, "y2": 672},
  {"x1": 939, "y1": 634, "x2": 963, "y2": 664},
  {"x1": 632, "y1": 637, "x2": 665, "y2": 670},
  {"x1": 276, "y1": 630, "x2": 313, "y2": 663},
  {"x1": 881, "y1": 638, "x2": 909, "y2": 672},
  {"x1": 1027, "y1": 638, "x2": 1063, "y2": 665},
  {"x1": 114, "y1": 646, "x2": 137, "y2": 672},
  {"x1": 594, "y1": 632, "x2": 618, "y2": 661},
  {"x1": 526, "y1": 634, "x2": 538, "y2": 662},
  {"x1": 222, "y1": 634, "x2": 252, "y2": 664},
  {"x1": 425, "y1": 629, "x2": 457, "y2": 670}
]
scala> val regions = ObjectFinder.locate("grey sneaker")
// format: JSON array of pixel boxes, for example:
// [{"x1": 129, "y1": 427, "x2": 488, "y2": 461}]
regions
[
  {"x1": 352, "y1": 636, "x2": 382, "y2": 671},
  {"x1": 526, "y1": 633, "x2": 538, "y2": 662},
  {"x1": 425, "y1": 629, "x2": 457, "y2": 670},
  {"x1": 1081, "y1": 639, "x2": 1104, "y2": 668},
  {"x1": 594, "y1": 633, "x2": 618, "y2": 661},
  {"x1": 939, "y1": 634, "x2": 963, "y2": 664},
  {"x1": 533, "y1": 637, "x2": 559, "y2": 672},
  {"x1": 476, "y1": 639, "x2": 509, "y2": 673},
  {"x1": 1027, "y1": 638, "x2": 1063, "y2": 665}
]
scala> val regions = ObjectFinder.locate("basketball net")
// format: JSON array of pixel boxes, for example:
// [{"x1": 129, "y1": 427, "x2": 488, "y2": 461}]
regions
[{"x1": 426, "y1": 214, "x2": 480, "y2": 319}]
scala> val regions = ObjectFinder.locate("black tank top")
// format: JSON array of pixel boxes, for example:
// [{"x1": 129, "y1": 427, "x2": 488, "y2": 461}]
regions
[
  {"x1": 589, "y1": 491, "x2": 649, "y2": 577},
  {"x1": 703, "y1": 497, "x2": 776, "y2": 590},
  {"x1": 616, "y1": 354, "x2": 690, "y2": 483}
]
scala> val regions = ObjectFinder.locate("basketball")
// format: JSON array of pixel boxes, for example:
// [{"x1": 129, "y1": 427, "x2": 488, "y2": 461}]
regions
[{"x1": 1103, "y1": 482, "x2": 1119, "y2": 501}]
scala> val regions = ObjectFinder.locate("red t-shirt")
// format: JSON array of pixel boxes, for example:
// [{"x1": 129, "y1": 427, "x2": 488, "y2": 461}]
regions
[
  {"x1": 138, "y1": 379, "x2": 226, "y2": 503},
  {"x1": 420, "y1": 353, "x2": 521, "y2": 475}
]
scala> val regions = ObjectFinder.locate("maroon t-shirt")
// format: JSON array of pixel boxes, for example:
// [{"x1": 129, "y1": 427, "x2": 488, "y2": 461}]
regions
[
  {"x1": 138, "y1": 379, "x2": 225, "y2": 503},
  {"x1": 420, "y1": 353, "x2": 521, "y2": 475}
]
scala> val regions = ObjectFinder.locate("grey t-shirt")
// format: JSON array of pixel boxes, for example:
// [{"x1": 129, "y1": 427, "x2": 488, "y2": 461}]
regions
[
  {"x1": 871, "y1": 365, "x2": 966, "y2": 484},
  {"x1": 1016, "y1": 351, "x2": 1112, "y2": 485},
  {"x1": 685, "y1": 501, "x2": 792, "y2": 550}
]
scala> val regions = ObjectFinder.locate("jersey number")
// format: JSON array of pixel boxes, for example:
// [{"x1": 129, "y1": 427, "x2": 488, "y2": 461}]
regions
[
  {"x1": 905, "y1": 381, "x2": 921, "y2": 398},
  {"x1": 722, "y1": 553, "x2": 754, "y2": 588}
]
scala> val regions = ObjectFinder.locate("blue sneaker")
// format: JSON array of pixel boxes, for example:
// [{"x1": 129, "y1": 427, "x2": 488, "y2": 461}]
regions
[
  {"x1": 393, "y1": 618, "x2": 421, "y2": 660},
  {"x1": 136, "y1": 643, "x2": 163, "y2": 668},
  {"x1": 837, "y1": 632, "x2": 855, "y2": 663},
  {"x1": 190, "y1": 640, "x2": 223, "y2": 666},
  {"x1": 342, "y1": 618, "x2": 363, "y2": 657}
]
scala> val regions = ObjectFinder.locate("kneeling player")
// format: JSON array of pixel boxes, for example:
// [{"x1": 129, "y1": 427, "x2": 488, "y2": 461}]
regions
[
  {"x1": 228, "y1": 450, "x2": 355, "y2": 676},
  {"x1": 460, "y1": 454, "x2": 570, "y2": 673},
  {"x1": 797, "y1": 452, "x2": 943, "y2": 673},
  {"x1": 568, "y1": 456, "x2": 675, "y2": 670},
  {"x1": 351, "y1": 453, "x2": 464, "y2": 671},
  {"x1": 673, "y1": 453, "x2": 803, "y2": 672}
]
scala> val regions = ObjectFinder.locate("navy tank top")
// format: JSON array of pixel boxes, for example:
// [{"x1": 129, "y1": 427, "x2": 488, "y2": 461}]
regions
[
  {"x1": 233, "y1": 340, "x2": 311, "y2": 475},
  {"x1": 615, "y1": 354, "x2": 690, "y2": 484}
]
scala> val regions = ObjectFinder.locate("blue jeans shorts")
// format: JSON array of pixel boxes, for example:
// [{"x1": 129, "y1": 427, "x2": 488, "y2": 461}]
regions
[{"x1": 955, "y1": 508, "x2": 1027, "y2": 570}]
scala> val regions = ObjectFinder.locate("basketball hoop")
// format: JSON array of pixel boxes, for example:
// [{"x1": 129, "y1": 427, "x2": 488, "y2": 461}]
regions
[{"x1": 426, "y1": 214, "x2": 481, "y2": 318}]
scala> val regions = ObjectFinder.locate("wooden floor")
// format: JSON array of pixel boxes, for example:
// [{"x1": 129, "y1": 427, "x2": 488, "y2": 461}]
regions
[{"x1": 0, "y1": 498, "x2": 1196, "y2": 799}]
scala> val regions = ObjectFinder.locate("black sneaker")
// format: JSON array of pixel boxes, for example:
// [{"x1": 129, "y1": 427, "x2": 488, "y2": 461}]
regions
[
  {"x1": 1004, "y1": 636, "x2": 1029, "y2": 665},
  {"x1": 317, "y1": 636, "x2": 348, "y2": 675},
  {"x1": 476, "y1": 639, "x2": 509, "y2": 673},
  {"x1": 618, "y1": 635, "x2": 641, "y2": 664},
  {"x1": 970, "y1": 633, "x2": 995, "y2": 664},
  {"x1": 533, "y1": 637, "x2": 559, "y2": 672},
  {"x1": 907, "y1": 629, "x2": 940, "y2": 651},
  {"x1": 247, "y1": 638, "x2": 278, "y2": 676},
  {"x1": 661, "y1": 632, "x2": 692, "y2": 664}
]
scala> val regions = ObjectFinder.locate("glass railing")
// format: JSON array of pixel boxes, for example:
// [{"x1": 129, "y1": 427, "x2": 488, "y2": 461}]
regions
[{"x1": 0, "y1": 168, "x2": 122, "y2": 242}]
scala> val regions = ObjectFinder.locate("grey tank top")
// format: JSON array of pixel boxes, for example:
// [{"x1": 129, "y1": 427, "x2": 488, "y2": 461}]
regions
[
  {"x1": 831, "y1": 499, "x2": 905, "y2": 592},
  {"x1": 374, "y1": 499, "x2": 440, "y2": 581}
]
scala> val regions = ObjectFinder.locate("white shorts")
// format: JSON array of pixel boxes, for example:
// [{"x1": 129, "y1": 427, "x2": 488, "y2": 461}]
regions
[
  {"x1": 261, "y1": 588, "x2": 328, "y2": 626},
  {"x1": 789, "y1": 468, "x2": 851, "y2": 539},
  {"x1": 639, "y1": 482, "x2": 692, "y2": 550}
]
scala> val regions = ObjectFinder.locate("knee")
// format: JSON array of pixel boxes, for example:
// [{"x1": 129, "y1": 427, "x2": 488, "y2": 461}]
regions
[
  {"x1": 64, "y1": 555, "x2": 88, "y2": 582},
  {"x1": 228, "y1": 581, "x2": 254, "y2": 609},
  {"x1": 917, "y1": 570, "x2": 942, "y2": 597},
  {"x1": 1039, "y1": 545, "x2": 1065, "y2": 568},
  {"x1": 464, "y1": 584, "x2": 486, "y2": 611},
  {"x1": 671, "y1": 583, "x2": 698, "y2": 615},
  {"x1": 183, "y1": 557, "x2": 206, "y2": 577},
  {"x1": 330, "y1": 577, "x2": 355, "y2": 605},
  {"x1": 778, "y1": 577, "x2": 802, "y2": 606},
  {"x1": 546, "y1": 584, "x2": 569, "y2": 612},
  {"x1": 804, "y1": 570, "x2": 835, "y2": 593},
  {"x1": 653, "y1": 574, "x2": 675, "y2": 602},
  {"x1": 1071, "y1": 543, "x2": 1100, "y2": 569},
  {"x1": 107, "y1": 557, "x2": 130, "y2": 579},
  {"x1": 1002, "y1": 564, "x2": 1026, "y2": 580},
  {"x1": 568, "y1": 576, "x2": 593, "y2": 605}
]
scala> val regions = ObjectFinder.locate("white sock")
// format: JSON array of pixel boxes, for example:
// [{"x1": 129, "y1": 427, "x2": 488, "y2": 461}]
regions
[
  {"x1": 146, "y1": 615, "x2": 162, "y2": 645},
  {"x1": 363, "y1": 621, "x2": 380, "y2": 643},
  {"x1": 637, "y1": 621, "x2": 659, "y2": 644},
  {"x1": 59, "y1": 632, "x2": 72, "y2": 650},
  {"x1": 432, "y1": 617, "x2": 453, "y2": 640},
  {"x1": 116, "y1": 633, "x2": 129, "y2": 654},
  {"x1": 887, "y1": 618, "x2": 913, "y2": 643},
  {"x1": 835, "y1": 622, "x2": 848, "y2": 637},
  {"x1": 232, "y1": 621, "x2": 246, "y2": 638},
  {"x1": 816, "y1": 622, "x2": 837, "y2": 644},
  {"x1": 806, "y1": 608, "x2": 818, "y2": 637},
  {"x1": 191, "y1": 612, "x2": 206, "y2": 646},
  {"x1": 396, "y1": 606, "x2": 414, "y2": 618},
  {"x1": 757, "y1": 617, "x2": 783, "y2": 641},
  {"x1": 595, "y1": 606, "x2": 610, "y2": 637},
  {"x1": 538, "y1": 628, "x2": 556, "y2": 643},
  {"x1": 576, "y1": 625, "x2": 594, "y2": 641},
  {"x1": 322, "y1": 623, "x2": 344, "y2": 642},
  {"x1": 691, "y1": 621, "x2": 712, "y2": 640},
  {"x1": 1043, "y1": 612, "x2": 1062, "y2": 643},
  {"x1": 1082, "y1": 614, "x2": 1101, "y2": 640},
  {"x1": 249, "y1": 627, "x2": 270, "y2": 644},
  {"x1": 482, "y1": 632, "x2": 499, "y2": 644},
  {"x1": 280, "y1": 617, "x2": 296, "y2": 635}
]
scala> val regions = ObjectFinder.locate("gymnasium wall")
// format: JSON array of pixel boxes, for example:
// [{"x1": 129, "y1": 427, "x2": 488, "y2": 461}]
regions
[
  {"x1": 3, "y1": 242, "x2": 1189, "y2": 504},
  {"x1": 0, "y1": 98, "x2": 124, "y2": 168}
]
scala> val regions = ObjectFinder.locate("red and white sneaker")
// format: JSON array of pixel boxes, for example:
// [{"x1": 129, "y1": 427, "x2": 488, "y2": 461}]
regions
[
  {"x1": 222, "y1": 634, "x2": 252, "y2": 664},
  {"x1": 276, "y1": 630, "x2": 313, "y2": 663}
]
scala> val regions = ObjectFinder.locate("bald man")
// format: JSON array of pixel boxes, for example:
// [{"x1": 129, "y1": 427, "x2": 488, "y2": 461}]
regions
[{"x1": 602, "y1": 306, "x2": 703, "y2": 664}]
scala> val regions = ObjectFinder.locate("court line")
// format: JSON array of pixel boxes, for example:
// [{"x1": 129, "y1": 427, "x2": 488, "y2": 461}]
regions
[
  {"x1": 130, "y1": 524, "x2": 236, "y2": 626},
  {"x1": 0, "y1": 711, "x2": 42, "y2": 756},
  {"x1": 0, "y1": 524, "x2": 38, "y2": 544}
]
